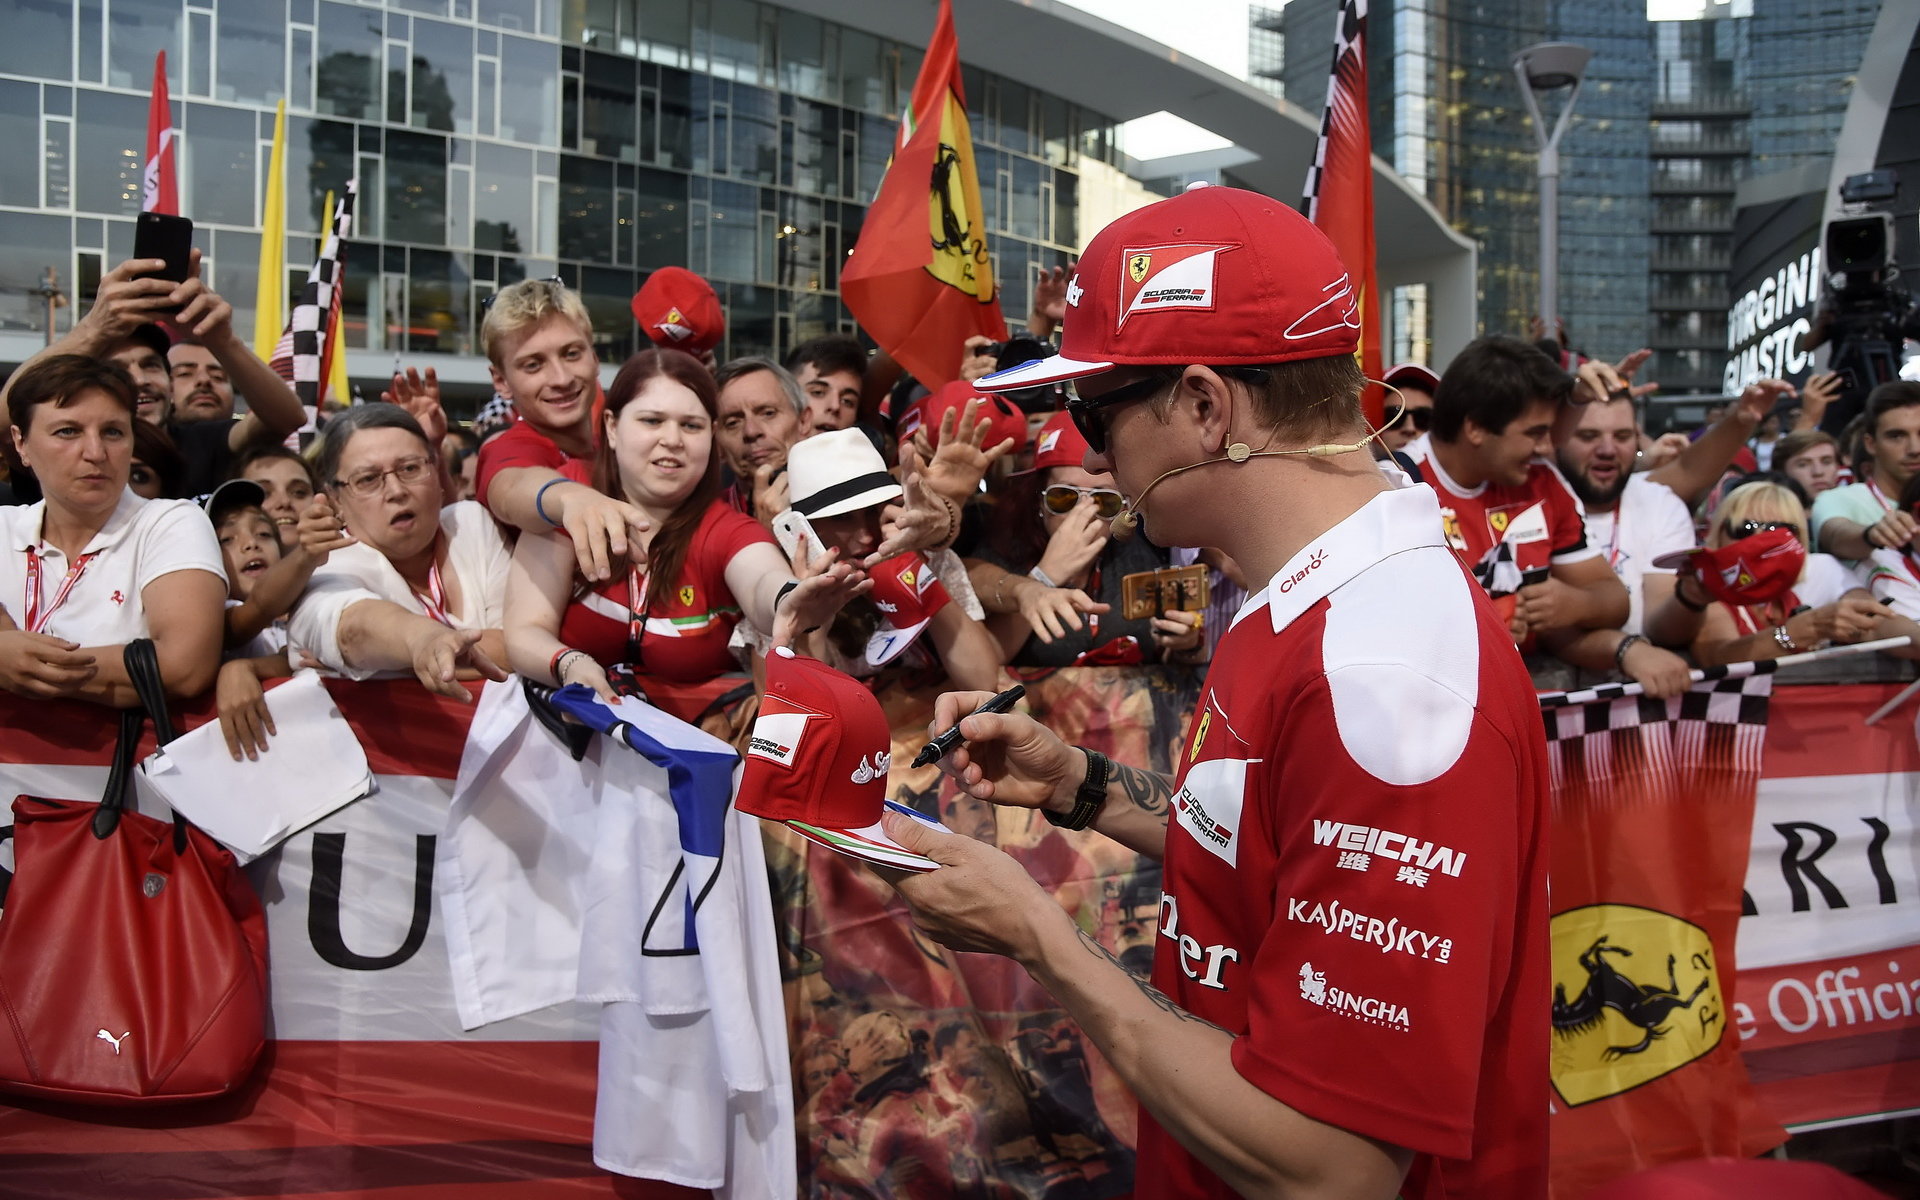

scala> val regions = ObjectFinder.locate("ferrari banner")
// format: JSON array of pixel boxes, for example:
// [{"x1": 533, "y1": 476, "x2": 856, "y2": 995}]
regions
[{"x1": 2, "y1": 674, "x2": 1917, "y2": 1197}]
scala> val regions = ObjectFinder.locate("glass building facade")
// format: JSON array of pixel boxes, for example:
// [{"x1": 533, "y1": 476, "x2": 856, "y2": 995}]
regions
[
  {"x1": 1259, "y1": 0, "x2": 1875, "y2": 392},
  {"x1": 0, "y1": 0, "x2": 1122, "y2": 383}
]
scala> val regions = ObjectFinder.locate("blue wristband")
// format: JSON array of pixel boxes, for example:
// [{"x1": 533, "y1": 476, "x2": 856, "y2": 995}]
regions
[{"x1": 534, "y1": 477, "x2": 566, "y2": 528}]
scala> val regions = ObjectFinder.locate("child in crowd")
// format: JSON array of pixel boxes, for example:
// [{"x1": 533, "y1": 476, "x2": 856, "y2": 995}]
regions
[{"x1": 205, "y1": 479, "x2": 322, "y2": 761}]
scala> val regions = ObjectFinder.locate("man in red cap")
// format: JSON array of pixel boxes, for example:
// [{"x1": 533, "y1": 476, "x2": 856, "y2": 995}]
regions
[{"x1": 879, "y1": 185, "x2": 1549, "y2": 1199}]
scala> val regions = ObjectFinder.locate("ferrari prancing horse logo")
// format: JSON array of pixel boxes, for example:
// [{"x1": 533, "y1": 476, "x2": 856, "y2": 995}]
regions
[
  {"x1": 679, "y1": 585, "x2": 697, "y2": 607},
  {"x1": 1128, "y1": 253, "x2": 1152, "y2": 283}
]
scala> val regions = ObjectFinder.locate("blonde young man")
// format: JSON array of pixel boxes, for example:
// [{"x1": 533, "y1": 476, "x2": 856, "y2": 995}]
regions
[{"x1": 471, "y1": 278, "x2": 650, "y2": 581}]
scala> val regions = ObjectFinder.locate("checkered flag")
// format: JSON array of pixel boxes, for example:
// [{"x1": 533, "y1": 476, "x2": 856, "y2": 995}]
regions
[
  {"x1": 269, "y1": 179, "x2": 356, "y2": 406},
  {"x1": 1539, "y1": 672, "x2": 1772, "y2": 797},
  {"x1": 1301, "y1": 0, "x2": 1367, "y2": 223}
]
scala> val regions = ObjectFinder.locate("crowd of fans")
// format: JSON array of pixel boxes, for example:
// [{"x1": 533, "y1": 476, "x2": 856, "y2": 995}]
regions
[{"x1": 4, "y1": 253, "x2": 1919, "y2": 761}]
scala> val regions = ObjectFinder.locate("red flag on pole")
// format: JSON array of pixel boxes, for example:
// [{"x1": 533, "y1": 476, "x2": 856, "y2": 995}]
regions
[
  {"x1": 143, "y1": 51, "x2": 178, "y2": 215},
  {"x1": 1302, "y1": 0, "x2": 1383, "y2": 424},
  {"x1": 840, "y1": 0, "x2": 1006, "y2": 388}
]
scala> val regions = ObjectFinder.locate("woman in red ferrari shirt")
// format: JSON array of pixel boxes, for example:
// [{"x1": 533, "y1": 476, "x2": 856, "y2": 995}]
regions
[{"x1": 504, "y1": 348, "x2": 863, "y2": 702}]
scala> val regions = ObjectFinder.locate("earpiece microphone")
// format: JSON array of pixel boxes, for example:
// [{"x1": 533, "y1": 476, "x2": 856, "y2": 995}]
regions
[
  {"x1": 1108, "y1": 439, "x2": 1375, "y2": 537},
  {"x1": 1105, "y1": 377, "x2": 1399, "y2": 538}
]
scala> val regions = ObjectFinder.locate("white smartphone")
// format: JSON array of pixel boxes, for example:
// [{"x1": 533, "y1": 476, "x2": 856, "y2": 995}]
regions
[{"x1": 771, "y1": 509, "x2": 818, "y2": 563}]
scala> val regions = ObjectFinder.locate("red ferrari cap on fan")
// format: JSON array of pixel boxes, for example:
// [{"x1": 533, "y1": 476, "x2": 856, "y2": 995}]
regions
[
  {"x1": 1027, "y1": 412, "x2": 1090, "y2": 472},
  {"x1": 1650, "y1": 526, "x2": 1806, "y2": 607},
  {"x1": 864, "y1": 553, "x2": 951, "y2": 664},
  {"x1": 1384, "y1": 362, "x2": 1441, "y2": 393},
  {"x1": 738, "y1": 649, "x2": 929, "y2": 864},
  {"x1": 632, "y1": 267, "x2": 724, "y2": 354},
  {"x1": 975, "y1": 184, "x2": 1359, "y2": 392},
  {"x1": 902, "y1": 380, "x2": 1027, "y2": 455}
]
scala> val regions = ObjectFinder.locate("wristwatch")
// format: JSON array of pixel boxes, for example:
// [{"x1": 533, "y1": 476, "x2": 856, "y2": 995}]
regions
[{"x1": 1044, "y1": 747, "x2": 1110, "y2": 830}]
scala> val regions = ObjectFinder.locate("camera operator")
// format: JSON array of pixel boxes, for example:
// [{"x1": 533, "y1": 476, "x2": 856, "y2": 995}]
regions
[{"x1": 1800, "y1": 275, "x2": 1920, "y2": 435}]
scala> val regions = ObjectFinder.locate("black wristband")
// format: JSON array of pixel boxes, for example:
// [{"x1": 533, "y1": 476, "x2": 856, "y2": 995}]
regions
[
  {"x1": 1613, "y1": 633, "x2": 1644, "y2": 675},
  {"x1": 1864, "y1": 524, "x2": 1885, "y2": 550},
  {"x1": 1674, "y1": 575, "x2": 1708, "y2": 612},
  {"x1": 775, "y1": 580, "x2": 799, "y2": 610},
  {"x1": 1045, "y1": 748, "x2": 1110, "y2": 831}
]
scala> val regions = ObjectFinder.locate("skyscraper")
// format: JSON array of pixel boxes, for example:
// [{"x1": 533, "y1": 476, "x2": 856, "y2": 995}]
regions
[{"x1": 1260, "y1": 0, "x2": 1877, "y2": 393}]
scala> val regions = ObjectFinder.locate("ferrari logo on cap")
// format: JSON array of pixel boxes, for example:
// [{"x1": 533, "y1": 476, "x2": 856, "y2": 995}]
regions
[
  {"x1": 679, "y1": 585, "x2": 697, "y2": 607},
  {"x1": 666, "y1": 306, "x2": 684, "y2": 325},
  {"x1": 1117, "y1": 242, "x2": 1235, "y2": 330}
]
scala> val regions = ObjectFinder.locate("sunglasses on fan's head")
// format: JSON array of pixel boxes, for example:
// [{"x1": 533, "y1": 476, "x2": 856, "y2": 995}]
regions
[{"x1": 1040, "y1": 484, "x2": 1126, "y2": 519}]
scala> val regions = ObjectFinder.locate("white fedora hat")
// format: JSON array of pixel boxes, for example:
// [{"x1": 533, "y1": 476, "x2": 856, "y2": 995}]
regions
[{"x1": 786, "y1": 428, "x2": 902, "y2": 519}]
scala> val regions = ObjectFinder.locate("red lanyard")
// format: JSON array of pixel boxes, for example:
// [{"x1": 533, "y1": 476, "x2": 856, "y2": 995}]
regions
[
  {"x1": 625, "y1": 563, "x2": 651, "y2": 659},
  {"x1": 1868, "y1": 478, "x2": 1896, "y2": 515},
  {"x1": 1604, "y1": 508, "x2": 1623, "y2": 569},
  {"x1": 410, "y1": 541, "x2": 452, "y2": 626},
  {"x1": 23, "y1": 547, "x2": 98, "y2": 634}
]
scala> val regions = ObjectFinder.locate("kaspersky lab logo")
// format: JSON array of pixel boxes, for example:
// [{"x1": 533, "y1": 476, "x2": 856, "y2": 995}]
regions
[{"x1": 1549, "y1": 903, "x2": 1725, "y2": 1106}]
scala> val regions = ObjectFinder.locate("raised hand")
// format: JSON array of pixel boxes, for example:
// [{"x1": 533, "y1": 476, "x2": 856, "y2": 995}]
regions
[
  {"x1": 298, "y1": 493, "x2": 357, "y2": 565},
  {"x1": 383, "y1": 366, "x2": 448, "y2": 448},
  {"x1": 921, "y1": 398, "x2": 1018, "y2": 505},
  {"x1": 1036, "y1": 496, "x2": 1108, "y2": 586},
  {"x1": 555, "y1": 486, "x2": 653, "y2": 582},
  {"x1": 165, "y1": 249, "x2": 236, "y2": 344}
]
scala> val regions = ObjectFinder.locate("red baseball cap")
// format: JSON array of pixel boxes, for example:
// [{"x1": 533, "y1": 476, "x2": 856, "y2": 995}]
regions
[
  {"x1": 902, "y1": 381, "x2": 1027, "y2": 455},
  {"x1": 1651, "y1": 527, "x2": 1806, "y2": 607},
  {"x1": 1383, "y1": 362, "x2": 1440, "y2": 393},
  {"x1": 975, "y1": 184, "x2": 1359, "y2": 392},
  {"x1": 738, "y1": 649, "x2": 940, "y2": 871},
  {"x1": 632, "y1": 266, "x2": 725, "y2": 354},
  {"x1": 864, "y1": 553, "x2": 951, "y2": 664},
  {"x1": 1027, "y1": 411, "x2": 1090, "y2": 473}
]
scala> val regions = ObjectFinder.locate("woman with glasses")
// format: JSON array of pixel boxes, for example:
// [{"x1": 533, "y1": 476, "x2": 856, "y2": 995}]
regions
[
  {"x1": 968, "y1": 412, "x2": 1204, "y2": 667},
  {"x1": 286, "y1": 403, "x2": 509, "y2": 700},
  {"x1": 1660, "y1": 481, "x2": 1889, "y2": 667}
]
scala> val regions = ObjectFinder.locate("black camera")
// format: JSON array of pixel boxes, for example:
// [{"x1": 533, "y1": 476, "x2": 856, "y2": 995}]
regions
[{"x1": 983, "y1": 335, "x2": 1066, "y2": 414}]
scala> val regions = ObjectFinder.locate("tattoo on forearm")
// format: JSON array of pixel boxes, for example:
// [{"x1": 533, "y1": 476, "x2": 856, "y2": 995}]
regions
[
  {"x1": 1112, "y1": 763, "x2": 1173, "y2": 818},
  {"x1": 1075, "y1": 929, "x2": 1230, "y2": 1033}
]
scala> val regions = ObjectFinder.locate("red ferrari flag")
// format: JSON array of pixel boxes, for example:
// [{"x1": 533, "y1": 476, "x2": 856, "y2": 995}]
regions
[
  {"x1": 142, "y1": 51, "x2": 178, "y2": 215},
  {"x1": 840, "y1": 0, "x2": 1006, "y2": 388},
  {"x1": 1302, "y1": 0, "x2": 1383, "y2": 423}
]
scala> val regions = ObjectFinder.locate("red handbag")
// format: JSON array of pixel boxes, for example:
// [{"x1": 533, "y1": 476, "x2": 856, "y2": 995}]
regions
[{"x1": 0, "y1": 640, "x2": 269, "y2": 1104}]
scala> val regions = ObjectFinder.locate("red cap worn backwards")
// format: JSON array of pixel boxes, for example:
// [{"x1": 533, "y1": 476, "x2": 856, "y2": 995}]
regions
[
  {"x1": 1027, "y1": 411, "x2": 1090, "y2": 473},
  {"x1": 738, "y1": 649, "x2": 941, "y2": 871},
  {"x1": 974, "y1": 184, "x2": 1360, "y2": 392},
  {"x1": 632, "y1": 266, "x2": 725, "y2": 354},
  {"x1": 901, "y1": 380, "x2": 1027, "y2": 455}
]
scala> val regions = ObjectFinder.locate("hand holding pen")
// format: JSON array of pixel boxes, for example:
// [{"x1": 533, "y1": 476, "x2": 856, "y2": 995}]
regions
[{"x1": 912, "y1": 684, "x2": 1026, "y2": 768}]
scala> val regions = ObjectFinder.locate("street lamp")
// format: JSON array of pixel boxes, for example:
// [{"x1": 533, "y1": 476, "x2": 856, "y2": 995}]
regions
[{"x1": 1513, "y1": 41, "x2": 1593, "y2": 333}]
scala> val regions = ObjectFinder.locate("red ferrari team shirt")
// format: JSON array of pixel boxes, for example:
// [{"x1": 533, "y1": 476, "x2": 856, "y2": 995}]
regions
[
  {"x1": 1413, "y1": 450, "x2": 1595, "y2": 598},
  {"x1": 1136, "y1": 483, "x2": 1550, "y2": 1199},
  {"x1": 475, "y1": 419, "x2": 587, "y2": 512},
  {"x1": 557, "y1": 500, "x2": 773, "y2": 685}
]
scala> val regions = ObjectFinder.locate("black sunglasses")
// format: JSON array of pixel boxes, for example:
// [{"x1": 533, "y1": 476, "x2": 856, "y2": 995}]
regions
[
  {"x1": 1383, "y1": 405, "x2": 1432, "y2": 432},
  {"x1": 1729, "y1": 520, "x2": 1794, "y2": 539},
  {"x1": 481, "y1": 275, "x2": 568, "y2": 310},
  {"x1": 1065, "y1": 366, "x2": 1270, "y2": 455}
]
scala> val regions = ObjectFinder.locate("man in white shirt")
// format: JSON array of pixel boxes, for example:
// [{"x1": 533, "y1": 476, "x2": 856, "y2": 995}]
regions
[{"x1": 1538, "y1": 387, "x2": 1697, "y2": 695}]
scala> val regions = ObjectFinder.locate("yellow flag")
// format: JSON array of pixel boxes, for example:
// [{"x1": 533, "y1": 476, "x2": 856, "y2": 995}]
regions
[{"x1": 252, "y1": 99, "x2": 287, "y2": 360}]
